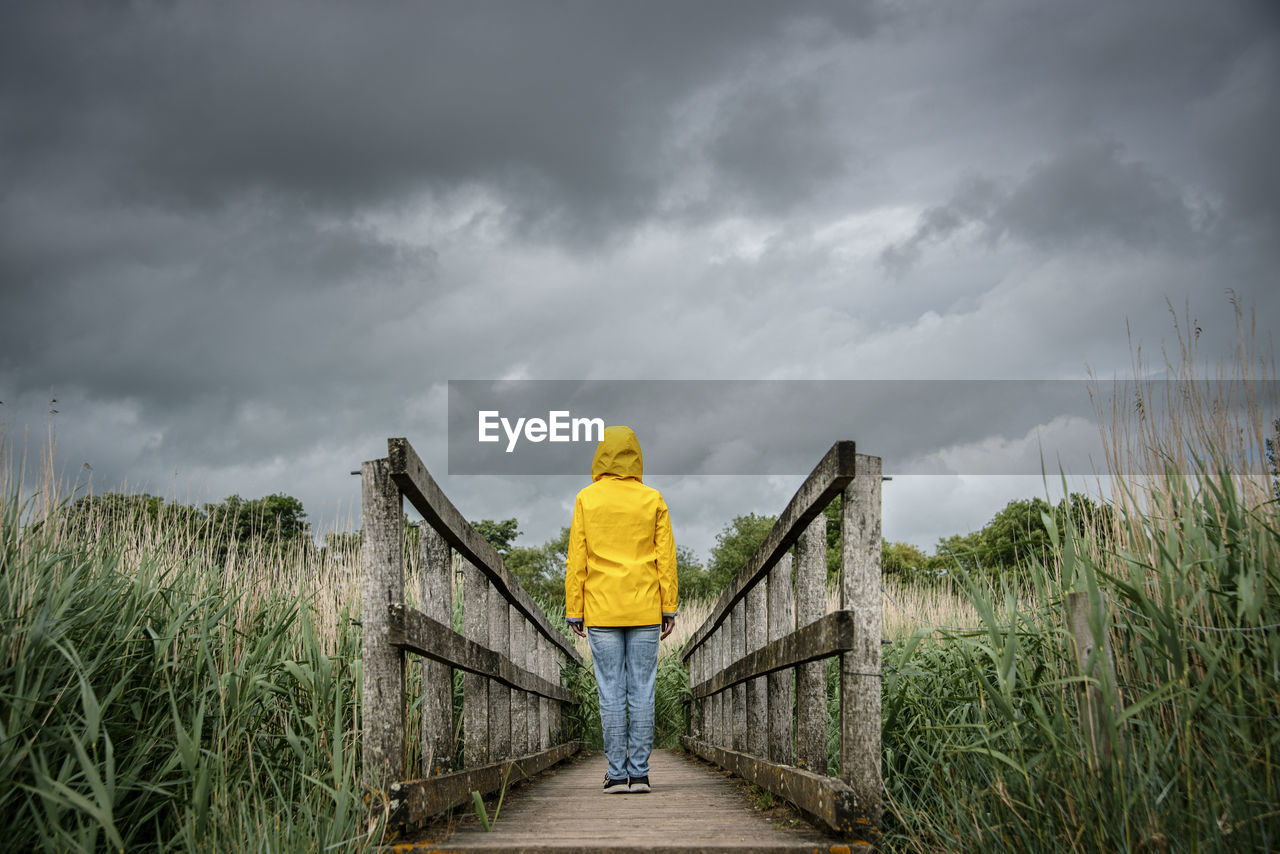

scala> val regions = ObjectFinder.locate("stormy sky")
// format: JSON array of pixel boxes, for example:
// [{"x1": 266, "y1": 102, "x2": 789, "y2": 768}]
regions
[{"x1": 2, "y1": 1, "x2": 1277, "y2": 560}]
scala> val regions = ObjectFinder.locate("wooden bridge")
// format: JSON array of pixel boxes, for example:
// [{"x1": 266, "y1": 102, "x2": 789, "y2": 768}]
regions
[{"x1": 361, "y1": 438, "x2": 882, "y2": 851}]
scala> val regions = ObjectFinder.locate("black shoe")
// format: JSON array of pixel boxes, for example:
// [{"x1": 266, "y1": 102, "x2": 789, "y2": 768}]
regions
[
  {"x1": 628, "y1": 775, "x2": 651, "y2": 793},
  {"x1": 603, "y1": 776, "x2": 630, "y2": 794}
]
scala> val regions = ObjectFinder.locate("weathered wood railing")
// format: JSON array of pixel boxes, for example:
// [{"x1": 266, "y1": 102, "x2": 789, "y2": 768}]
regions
[
  {"x1": 361, "y1": 437, "x2": 582, "y2": 826},
  {"x1": 680, "y1": 441, "x2": 882, "y2": 843}
]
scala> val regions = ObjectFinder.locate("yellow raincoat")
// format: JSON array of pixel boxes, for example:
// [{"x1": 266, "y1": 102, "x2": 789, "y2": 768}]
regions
[{"x1": 564, "y1": 426, "x2": 678, "y2": 627}]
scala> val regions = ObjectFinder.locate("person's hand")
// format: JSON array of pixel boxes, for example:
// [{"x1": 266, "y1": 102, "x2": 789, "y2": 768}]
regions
[
  {"x1": 661, "y1": 614, "x2": 676, "y2": 640},
  {"x1": 569, "y1": 621, "x2": 586, "y2": 638}
]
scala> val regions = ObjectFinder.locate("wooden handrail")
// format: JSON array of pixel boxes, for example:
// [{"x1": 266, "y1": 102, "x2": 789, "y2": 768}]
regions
[
  {"x1": 387, "y1": 437, "x2": 581, "y2": 663},
  {"x1": 362, "y1": 438, "x2": 582, "y2": 829},
  {"x1": 680, "y1": 442, "x2": 882, "y2": 845}
]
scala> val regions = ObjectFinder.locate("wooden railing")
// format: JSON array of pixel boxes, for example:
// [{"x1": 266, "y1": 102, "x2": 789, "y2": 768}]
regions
[
  {"x1": 361, "y1": 438, "x2": 582, "y2": 827},
  {"x1": 680, "y1": 441, "x2": 883, "y2": 844}
]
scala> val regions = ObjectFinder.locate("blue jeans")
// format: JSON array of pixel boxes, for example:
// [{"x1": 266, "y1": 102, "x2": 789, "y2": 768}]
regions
[{"x1": 588, "y1": 625, "x2": 659, "y2": 780}]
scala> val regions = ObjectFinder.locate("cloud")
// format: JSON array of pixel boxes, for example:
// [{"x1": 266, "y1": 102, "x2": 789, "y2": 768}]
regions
[
  {"x1": 1, "y1": 0, "x2": 1276, "y2": 560},
  {"x1": 880, "y1": 142, "x2": 1201, "y2": 275},
  {"x1": 995, "y1": 143, "x2": 1199, "y2": 250},
  {"x1": 0, "y1": 2, "x2": 885, "y2": 234}
]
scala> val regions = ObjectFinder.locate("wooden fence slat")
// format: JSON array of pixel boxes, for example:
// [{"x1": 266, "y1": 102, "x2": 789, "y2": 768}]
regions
[
  {"x1": 539, "y1": 635, "x2": 551, "y2": 750},
  {"x1": 746, "y1": 580, "x2": 768, "y2": 758},
  {"x1": 463, "y1": 562, "x2": 489, "y2": 767},
  {"x1": 839, "y1": 454, "x2": 882, "y2": 844},
  {"x1": 487, "y1": 582, "x2": 512, "y2": 760},
  {"x1": 419, "y1": 525, "x2": 454, "y2": 775},
  {"x1": 361, "y1": 458, "x2": 405, "y2": 790},
  {"x1": 526, "y1": 626, "x2": 540, "y2": 752},
  {"x1": 550, "y1": 645, "x2": 563, "y2": 742},
  {"x1": 510, "y1": 609, "x2": 529, "y2": 757},
  {"x1": 767, "y1": 551, "x2": 794, "y2": 765},
  {"x1": 794, "y1": 513, "x2": 827, "y2": 773},
  {"x1": 731, "y1": 600, "x2": 746, "y2": 751}
]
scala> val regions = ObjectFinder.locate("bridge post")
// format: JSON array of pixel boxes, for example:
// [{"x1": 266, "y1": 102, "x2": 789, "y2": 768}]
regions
[
  {"x1": 746, "y1": 578, "x2": 768, "y2": 758},
  {"x1": 794, "y1": 514, "x2": 827, "y2": 772},
  {"x1": 419, "y1": 525, "x2": 454, "y2": 775},
  {"x1": 767, "y1": 552, "x2": 794, "y2": 764},
  {"x1": 487, "y1": 580, "x2": 512, "y2": 761},
  {"x1": 361, "y1": 458, "x2": 405, "y2": 791},
  {"x1": 840, "y1": 453, "x2": 883, "y2": 840},
  {"x1": 462, "y1": 562, "x2": 490, "y2": 766}
]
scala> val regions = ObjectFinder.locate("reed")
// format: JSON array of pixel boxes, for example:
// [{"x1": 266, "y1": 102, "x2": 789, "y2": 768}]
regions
[
  {"x1": 877, "y1": 306, "x2": 1280, "y2": 852},
  {"x1": 0, "y1": 443, "x2": 376, "y2": 853}
]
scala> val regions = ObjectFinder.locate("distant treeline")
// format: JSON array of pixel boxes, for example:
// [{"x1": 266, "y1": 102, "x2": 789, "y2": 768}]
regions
[
  {"x1": 470, "y1": 491, "x2": 1113, "y2": 606},
  {"x1": 61, "y1": 486, "x2": 1112, "y2": 602},
  {"x1": 62, "y1": 491, "x2": 311, "y2": 560}
]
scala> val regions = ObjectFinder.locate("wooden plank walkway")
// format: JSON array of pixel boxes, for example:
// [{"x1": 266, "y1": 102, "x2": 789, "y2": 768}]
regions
[{"x1": 391, "y1": 749, "x2": 857, "y2": 853}]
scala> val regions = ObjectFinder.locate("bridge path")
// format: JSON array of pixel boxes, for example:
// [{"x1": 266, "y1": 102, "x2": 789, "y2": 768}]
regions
[{"x1": 393, "y1": 748, "x2": 855, "y2": 854}]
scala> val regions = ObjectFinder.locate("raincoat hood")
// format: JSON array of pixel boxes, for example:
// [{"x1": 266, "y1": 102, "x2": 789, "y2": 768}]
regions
[{"x1": 591, "y1": 425, "x2": 644, "y2": 482}]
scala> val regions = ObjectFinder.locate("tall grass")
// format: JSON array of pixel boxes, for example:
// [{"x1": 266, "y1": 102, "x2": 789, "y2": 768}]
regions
[
  {"x1": 0, "y1": 447, "x2": 377, "y2": 853},
  {"x1": 878, "y1": 309, "x2": 1280, "y2": 852}
]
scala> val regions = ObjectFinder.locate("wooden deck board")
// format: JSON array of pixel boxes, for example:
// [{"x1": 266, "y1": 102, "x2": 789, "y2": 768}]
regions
[{"x1": 390, "y1": 749, "x2": 856, "y2": 853}]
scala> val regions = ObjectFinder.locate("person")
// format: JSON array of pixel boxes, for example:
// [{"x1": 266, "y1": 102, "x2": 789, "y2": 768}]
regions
[{"x1": 565, "y1": 425, "x2": 678, "y2": 794}]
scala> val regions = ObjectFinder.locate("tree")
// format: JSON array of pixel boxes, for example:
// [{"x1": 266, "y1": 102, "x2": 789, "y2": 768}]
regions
[
  {"x1": 676, "y1": 544, "x2": 715, "y2": 603},
  {"x1": 928, "y1": 493, "x2": 1114, "y2": 583},
  {"x1": 505, "y1": 526, "x2": 570, "y2": 607},
  {"x1": 473, "y1": 518, "x2": 521, "y2": 557},
  {"x1": 65, "y1": 492, "x2": 162, "y2": 533},
  {"x1": 980, "y1": 497, "x2": 1055, "y2": 570},
  {"x1": 201, "y1": 492, "x2": 309, "y2": 563},
  {"x1": 253, "y1": 493, "x2": 309, "y2": 540},
  {"x1": 205, "y1": 493, "x2": 308, "y2": 544},
  {"x1": 63, "y1": 492, "x2": 205, "y2": 539},
  {"x1": 934, "y1": 530, "x2": 985, "y2": 575},
  {"x1": 706, "y1": 513, "x2": 777, "y2": 595},
  {"x1": 882, "y1": 540, "x2": 935, "y2": 584}
]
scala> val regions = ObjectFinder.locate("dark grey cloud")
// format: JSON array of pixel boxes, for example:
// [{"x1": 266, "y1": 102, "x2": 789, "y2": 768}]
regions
[
  {"x1": 998, "y1": 143, "x2": 1200, "y2": 250},
  {"x1": 706, "y1": 79, "x2": 851, "y2": 213},
  {"x1": 0, "y1": 1, "x2": 883, "y2": 228},
  {"x1": 1, "y1": 0, "x2": 1277, "y2": 558},
  {"x1": 881, "y1": 142, "x2": 1204, "y2": 274}
]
